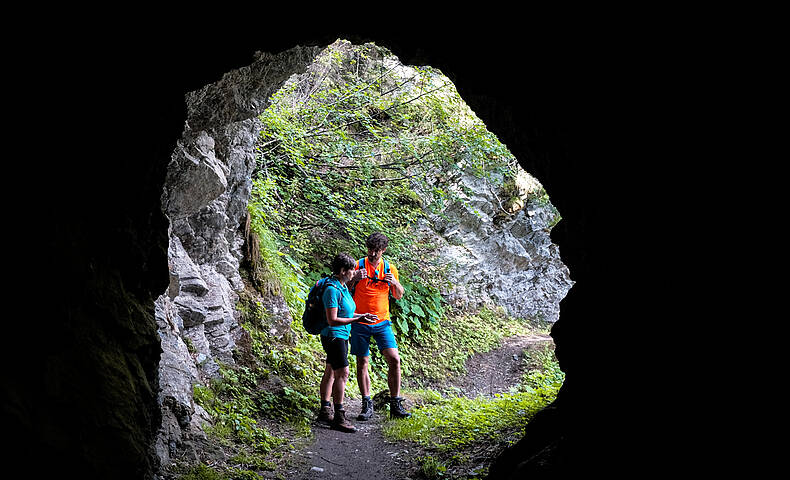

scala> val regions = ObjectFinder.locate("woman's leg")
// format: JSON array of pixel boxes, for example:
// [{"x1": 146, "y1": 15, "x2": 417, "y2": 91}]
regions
[
  {"x1": 331, "y1": 365, "x2": 356, "y2": 432},
  {"x1": 320, "y1": 362, "x2": 334, "y2": 403},
  {"x1": 332, "y1": 366, "x2": 350, "y2": 406}
]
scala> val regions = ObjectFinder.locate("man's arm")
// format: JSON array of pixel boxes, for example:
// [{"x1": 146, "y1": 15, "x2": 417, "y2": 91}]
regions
[
  {"x1": 347, "y1": 266, "x2": 366, "y2": 291},
  {"x1": 385, "y1": 273, "x2": 405, "y2": 299}
]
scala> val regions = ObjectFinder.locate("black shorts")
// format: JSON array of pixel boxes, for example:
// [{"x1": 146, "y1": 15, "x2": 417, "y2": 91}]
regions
[{"x1": 321, "y1": 335, "x2": 350, "y2": 370}]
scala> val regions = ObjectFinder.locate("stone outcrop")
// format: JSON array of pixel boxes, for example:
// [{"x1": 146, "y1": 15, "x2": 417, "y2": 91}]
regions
[
  {"x1": 424, "y1": 168, "x2": 573, "y2": 322},
  {"x1": 153, "y1": 45, "x2": 322, "y2": 470}
]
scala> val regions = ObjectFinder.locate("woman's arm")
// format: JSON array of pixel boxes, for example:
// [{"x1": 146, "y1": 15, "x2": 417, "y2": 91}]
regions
[{"x1": 326, "y1": 308, "x2": 377, "y2": 326}]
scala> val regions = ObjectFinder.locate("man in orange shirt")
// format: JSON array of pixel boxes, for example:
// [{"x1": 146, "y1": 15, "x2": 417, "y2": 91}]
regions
[{"x1": 349, "y1": 232, "x2": 411, "y2": 420}]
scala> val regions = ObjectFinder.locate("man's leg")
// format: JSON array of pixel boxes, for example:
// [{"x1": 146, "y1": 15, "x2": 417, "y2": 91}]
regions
[
  {"x1": 381, "y1": 347, "x2": 402, "y2": 398},
  {"x1": 376, "y1": 323, "x2": 410, "y2": 419},
  {"x1": 356, "y1": 354, "x2": 371, "y2": 397}
]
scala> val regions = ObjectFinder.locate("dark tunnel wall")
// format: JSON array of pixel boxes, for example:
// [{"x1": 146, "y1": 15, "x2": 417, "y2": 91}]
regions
[{"x1": 6, "y1": 21, "x2": 649, "y2": 478}]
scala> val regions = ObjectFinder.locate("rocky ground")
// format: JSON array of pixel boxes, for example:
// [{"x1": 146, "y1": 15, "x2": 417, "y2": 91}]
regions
[{"x1": 268, "y1": 334, "x2": 553, "y2": 479}]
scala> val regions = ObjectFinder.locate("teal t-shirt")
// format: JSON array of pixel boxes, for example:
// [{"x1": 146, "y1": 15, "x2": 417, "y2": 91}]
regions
[{"x1": 320, "y1": 278, "x2": 356, "y2": 339}]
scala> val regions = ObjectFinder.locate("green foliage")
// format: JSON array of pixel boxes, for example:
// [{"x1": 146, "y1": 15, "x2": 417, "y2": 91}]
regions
[
  {"x1": 249, "y1": 40, "x2": 521, "y2": 340},
  {"x1": 389, "y1": 275, "x2": 443, "y2": 336},
  {"x1": 240, "y1": 321, "x2": 323, "y2": 430},
  {"x1": 175, "y1": 459, "x2": 271, "y2": 480},
  {"x1": 519, "y1": 344, "x2": 566, "y2": 396},
  {"x1": 418, "y1": 456, "x2": 448, "y2": 479},
  {"x1": 229, "y1": 451, "x2": 276, "y2": 472},
  {"x1": 189, "y1": 303, "x2": 329, "y2": 476},
  {"x1": 193, "y1": 367, "x2": 282, "y2": 452},
  {"x1": 176, "y1": 463, "x2": 226, "y2": 480},
  {"x1": 243, "y1": 219, "x2": 308, "y2": 320}
]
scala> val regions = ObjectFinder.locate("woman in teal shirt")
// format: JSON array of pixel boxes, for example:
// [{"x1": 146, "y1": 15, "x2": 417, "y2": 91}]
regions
[{"x1": 318, "y1": 253, "x2": 377, "y2": 432}]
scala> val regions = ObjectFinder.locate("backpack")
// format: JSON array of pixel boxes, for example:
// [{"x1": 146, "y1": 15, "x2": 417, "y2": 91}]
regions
[
  {"x1": 350, "y1": 258, "x2": 390, "y2": 296},
  {"x1": 301, "y1": 277, "x2": 339, "y2": 335},
  {"x1": 358, "y1": 257, "x2": 390, "y2": 276}
]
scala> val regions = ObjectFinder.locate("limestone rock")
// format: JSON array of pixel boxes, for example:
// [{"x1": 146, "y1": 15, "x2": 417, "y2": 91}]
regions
[
  {"x1": 163, "y1": 131, "x2": 228, "y2": 219},
  {"x1": 424, "y1": 169, "x2": 573, "y2": 322}
]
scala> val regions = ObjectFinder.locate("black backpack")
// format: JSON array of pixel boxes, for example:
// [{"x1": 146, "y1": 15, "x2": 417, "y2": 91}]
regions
[{"x1": 302, "y1": 277, "x2": 339, "y2": 334}]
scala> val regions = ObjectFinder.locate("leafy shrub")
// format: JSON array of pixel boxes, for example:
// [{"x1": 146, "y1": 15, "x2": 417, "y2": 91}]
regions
[{"x1": 389, "y1": 275, "x2": 443, "y2": 336}]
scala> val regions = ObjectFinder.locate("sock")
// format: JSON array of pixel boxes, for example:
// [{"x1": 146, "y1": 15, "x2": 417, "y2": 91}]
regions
[
  {"x1": 334, "y1": 403, "x2": 344, "y2": 412},
  {"x1": 321, "y1": 400, "x2": 331, "y2": 408},
  {"x1": 363, "y1": 395, "x2": 371, "y2": 402}
]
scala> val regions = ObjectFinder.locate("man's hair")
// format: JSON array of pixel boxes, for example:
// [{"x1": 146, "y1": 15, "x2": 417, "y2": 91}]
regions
[
  {"x1": 365, "y1": 232, "x2": 389, "y2": 251},
  {"x1": 331, "y1": 252, "x2": 355, "y2": 275}
]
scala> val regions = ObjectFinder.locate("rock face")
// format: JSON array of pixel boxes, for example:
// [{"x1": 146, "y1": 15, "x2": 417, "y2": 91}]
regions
[
  {"x1": 151, "y1": 39, "x2": 572, "y2": 472},
  {"x1": 426, "y1": 168, "x2": 573, "y2": 322},
  {"x1": 153, "y1": 45, "x2": 322, "y2": 471}
]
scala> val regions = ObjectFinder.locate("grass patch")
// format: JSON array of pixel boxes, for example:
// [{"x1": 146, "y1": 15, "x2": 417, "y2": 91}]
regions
[
  {"x1": 382, "y1": 342, "x2": 564, "y2": 479},
  {"x1": 383, "y1": 391, "x2": 552, "y2": 451}
]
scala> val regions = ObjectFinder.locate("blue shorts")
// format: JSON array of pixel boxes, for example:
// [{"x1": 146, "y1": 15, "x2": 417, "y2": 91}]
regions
[{"x1": 350, "y1": 320, "x2": 398, "y2": 357}]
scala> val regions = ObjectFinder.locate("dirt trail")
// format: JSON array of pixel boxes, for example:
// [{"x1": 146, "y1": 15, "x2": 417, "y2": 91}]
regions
[
  {"x1": 279, "y1": 334, "x2": 553, "y2": 479},
  {"x1": 450, "y1": 334, "x2": 553, "y2": 398},
  {"x1": 284, "y1": 396, "x2": 416, "y2": 479}
]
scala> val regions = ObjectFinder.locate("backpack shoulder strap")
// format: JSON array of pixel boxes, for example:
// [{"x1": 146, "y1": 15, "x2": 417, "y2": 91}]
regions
[
  {"x1": 322, "y1": 277, "x2": 341, "y2": 292},
  {"x1": 317, "y1": 276, "x2": 337, "y2": 294}
]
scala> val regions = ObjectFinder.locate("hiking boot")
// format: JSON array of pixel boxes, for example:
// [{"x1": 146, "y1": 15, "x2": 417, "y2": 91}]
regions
[
  {"x1": 389, "y1": 396, "x2": 411, "y2": 419},
  {"x1": 331, "y1": 409, "x2": 357, "y2": 433},
  {"x1": 317, "y1": 405, "x2": 334, "y2": 423},
  {"x1": 357, "y1": 397, "x2": 374, "y2": 421}
]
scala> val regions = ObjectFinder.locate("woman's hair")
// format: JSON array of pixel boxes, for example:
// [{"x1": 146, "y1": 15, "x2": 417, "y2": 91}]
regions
[
  {"x1": 365, "y1": 232, "x2": 389, "y2": 250},
  {"x1": 331, "y1": 252, "x2": 355, "y2": 275}
]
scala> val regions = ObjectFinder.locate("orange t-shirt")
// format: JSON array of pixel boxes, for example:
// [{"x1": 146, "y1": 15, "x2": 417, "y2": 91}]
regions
[{"x1": 353, "y1": 258, "x2": 399, "y2": 324}]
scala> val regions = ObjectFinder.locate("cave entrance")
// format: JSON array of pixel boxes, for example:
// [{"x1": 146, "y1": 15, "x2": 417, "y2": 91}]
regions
[{"x1": 156, "y1": 38, "x2": 572, "y2": 478}]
